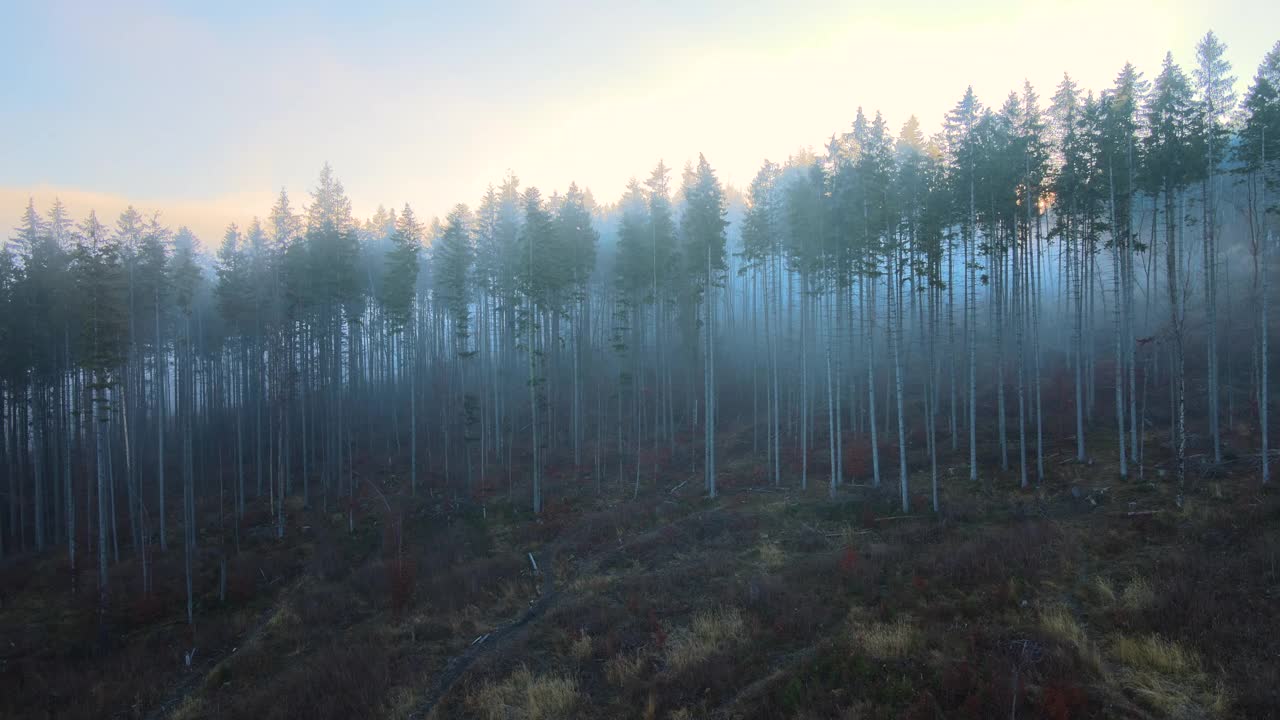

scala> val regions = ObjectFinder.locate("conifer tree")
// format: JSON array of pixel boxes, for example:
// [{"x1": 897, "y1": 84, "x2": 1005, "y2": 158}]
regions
[
  {"x1": 1194, "y1": 31, "x2": 1237, "y2": 465},
  {"x1": 384, "y1": 204, "x2": 422, "y2": 491},
  {"x1": 680, "y1": 154, "x2": 729, "y2": 497},
  {"x1": 1143, "y1": 52, "x2": 1201, "y2": 498}
]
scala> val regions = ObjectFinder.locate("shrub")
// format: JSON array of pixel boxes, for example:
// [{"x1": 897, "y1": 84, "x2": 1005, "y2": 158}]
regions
[
  {"x1": 229, "y1": 637, "x2": 391, "y2": 720},
  {"x1": 387, "y1": 556, "x2": 415, "y2": 614}
]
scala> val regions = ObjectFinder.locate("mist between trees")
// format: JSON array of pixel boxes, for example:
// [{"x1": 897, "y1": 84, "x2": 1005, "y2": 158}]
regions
[{"x1": 1, "y1": 32, "x2": 1277, "y2": 630}]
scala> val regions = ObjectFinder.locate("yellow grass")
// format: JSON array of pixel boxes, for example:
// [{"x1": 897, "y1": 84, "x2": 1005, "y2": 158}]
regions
[
  {"x1": 1092, "y1": 576, "x2": 1117, "y2": 604},
  {"x1": 467, "y1": 665, "x2": 578, "y2": 720},
  {"x1": 1109, "y1": 633, "x2": 1230, "y2": 717},
  {"x1": 569, "y1": 632, "x2": 593, "y2": 661},
  {"x1": 756, "y1": 540, "x2": 786, "y2": 571},
  {"x1": 665, "y1": 606, "x2": 747, "y2": 671},
  {"x1": 1040, "y1": 605, "x2": 1101, "y2": 671},
  {"x1": 605, "y1": 649, "x2": 646, "y2": 686},
  {"x1": 1120, "y1": 577, "x2": 1154, "y2": 610},
  {"x1": 850, "y1": 616, "x2": 919, "y2": 659},
  {"x1": 1113, "y1": 634, "x2": 1198, "y2": 674},
  {"x1": 568, "y1": 571, "x2": 618, "y2": 594}
]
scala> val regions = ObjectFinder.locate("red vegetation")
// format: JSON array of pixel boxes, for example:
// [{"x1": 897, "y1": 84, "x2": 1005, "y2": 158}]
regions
[{"x1": 838, "y1": 545, "x2": 860, "y2": 574}]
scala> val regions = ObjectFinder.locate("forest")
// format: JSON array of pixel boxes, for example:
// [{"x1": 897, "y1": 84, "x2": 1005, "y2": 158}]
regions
[{"x1": 2, "y1": 29, "x2": 1279, "y2": 720}]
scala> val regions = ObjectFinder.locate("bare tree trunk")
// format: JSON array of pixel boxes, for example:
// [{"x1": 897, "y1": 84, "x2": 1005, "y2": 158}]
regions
[
  {"x1": 967, "y1": 180, "x2": 978, "y2": 481},
  {"x1": 826, "y1": 289, "x2": 837, "y2": 498},
  {"x1": 1110, "y1": 166, "x2": 1128, "y2": 478},
  {"x1": 1261, "y1": 229, "x2": 1270, "y2": 485},
  {"x1": 865, "y1": 274, "x2": 881, "y2": 487},
  {"x1": 891, "y1": 247, "x2": 908, "y2": 512},
  {"x1": 94, "y1": 379, "x2": 109, "y2": 629},
  {"x1": 1166, "y1": 188, "x2": 1186, "y2": 500},
  {"x1": 706, "y1": 242, "x2": 717, "y2": 499},
  {"x1": 799, "y1": 271, "x2": 808, "y2": 490}
]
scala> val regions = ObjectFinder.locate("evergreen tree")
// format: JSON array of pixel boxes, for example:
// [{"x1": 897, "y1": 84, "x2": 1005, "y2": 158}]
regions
[
  {"x1": 74, "y1": 210, "x2": 127, "y2": 621},
  {"x1": 1194, "y1": 31, "x2": 1237, "y2": 465},
  {"x1": 1143, "y1": 52, "x2": 1201, "y2": 498},
  {"x1": 680, "y1": 154, "x2": 728, "y2": 497}
]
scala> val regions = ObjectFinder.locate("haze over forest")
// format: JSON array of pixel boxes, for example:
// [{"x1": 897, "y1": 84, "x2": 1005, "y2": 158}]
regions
[{"x1": 2, "y1": 3, "x2": 1280, "y2": 719}]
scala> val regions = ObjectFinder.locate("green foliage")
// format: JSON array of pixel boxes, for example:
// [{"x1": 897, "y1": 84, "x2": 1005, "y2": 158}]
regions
[
  {"x1": 518, "y1": 187, "x2": 559, "y2": 313},
  {"x1": 1142, "y1": 53, "x2": 1203, "y2": 195},
  {"x1": 740, "y1": 160, "x2": 781, "y2": 271},
  {"x1": 433, "y1": 204, "x2": 473, "y2": 343},
  {"x1": 74, "y1": 211, "x2": 129, "y2": 383},
  {"x1": 679, "y1": 153, "x2": 729, "y2": 293},
  {"x1": 613, "y1": 178, "x2": 652, "y2": 307},
  {"x1": 170, "y1": 226, "x2": 202, "y2": 316},
  {"x1": 216, "y1": 222, "x2": 253, "y2": 330},
  {"x1": 382, "y1": 204, "x2": 421, "y2": 335},
  {"x1": 1236, "y1": 42, "x2": 1280, "y2": 209},
  {"x1": 555, "y1": 182, "x2": 599, "y2": 299}
]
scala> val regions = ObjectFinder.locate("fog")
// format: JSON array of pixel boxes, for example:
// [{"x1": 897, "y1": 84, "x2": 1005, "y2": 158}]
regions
[{"x1": 1, "y1": 23, "x2": 1279, "y2": 720}]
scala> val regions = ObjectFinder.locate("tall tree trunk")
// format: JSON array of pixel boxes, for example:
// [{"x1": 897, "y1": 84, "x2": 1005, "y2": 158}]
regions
[
  {"x1": 1110, "y1": 166, "x2": 1128, "y2": 478},
  {"x1": 1166, "y1": 188, "x2": 1186, "y2": 500},
  {"x1": 891, "y1": 247, "x2": 908, "y2": 512},
  {"x1": 95, "y1": 379, "x2": 109, "y2": 630},
  {"x1": 706, "y1": 242, "x2": 716, "y2": 499}
]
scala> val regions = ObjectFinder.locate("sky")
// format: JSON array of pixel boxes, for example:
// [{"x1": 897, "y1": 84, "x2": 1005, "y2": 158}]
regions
[{"x1": 2, "y1": 0, "x2": 1279, "y2": 245}]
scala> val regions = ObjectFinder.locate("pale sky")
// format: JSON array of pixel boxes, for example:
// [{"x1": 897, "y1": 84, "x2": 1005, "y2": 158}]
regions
[{"x1": 3, "y1": 0, "x2": 1278, "y2": 244}]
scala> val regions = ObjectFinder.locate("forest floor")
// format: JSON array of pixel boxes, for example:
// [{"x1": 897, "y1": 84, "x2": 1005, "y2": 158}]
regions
[{"x1": 2, "y1": 425, "x2": 1278, "y2": 719}]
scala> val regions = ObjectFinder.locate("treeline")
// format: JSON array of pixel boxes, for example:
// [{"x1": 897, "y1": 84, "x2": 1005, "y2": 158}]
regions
[{"x1": 1, "y1": 33, "x2": 1278, "y2": 625}]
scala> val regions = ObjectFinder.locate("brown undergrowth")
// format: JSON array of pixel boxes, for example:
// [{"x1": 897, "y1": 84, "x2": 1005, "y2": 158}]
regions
[{"x1": 1, "y1": 429, "x2": 1276, "y2": 719}]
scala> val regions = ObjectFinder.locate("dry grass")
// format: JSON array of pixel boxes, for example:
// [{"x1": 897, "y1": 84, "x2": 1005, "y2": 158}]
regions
[
  {"x1": 1113, "y1": 634, "x2": 1198, "y2": 675},
  {"x1": 1120, "y1": 669, "x2": 1230, "y2": 719},
  {"x1": 385, "y1": 685, "x2": 421, "y2": 719},
  {"x1": 665, "y1": 606, "x2": 748, "y2": 671},
  {"x1": 467, "y1": 665, "x2": 579, "y2": 720},
  {"x1": 1040, "y1": 605, "x2": 1102, "y2": 671},
  {"x1": 446, "y1": 603, "x2": 482, "y2": 635},
  {"x1": 1120, "y1": 577, "x2": 1154, "y2": 610},
  {"x1": 849, "y1": 615, "x2": 919, "y2": 659},
  {"x1": 756, "y1": 540, "x2": 786, "y2": 571},
  {"x1": 568, "y1": 571, "x2": 618, "y2": 594},
  {"x1": 265, "y1": 601, "x2": 301, "y2": 635},
  {"x1": 1092, "y1": 576, "x2": 1117, "y2": 604},
  {"x1": 605, "y1": 649, "x2": 647, "y2": 686},
  {"x1": 171, "y1": 697, "x2": 205, "y2": 720},
  {"x1": 569, "y1": 632, "x2": 593, "y2": 661},
  {"x1": 1110, "y1": 633, "x2": 1229, "y2": 717},
  {"x1": 1093, "y1": 575, "x2": 1154, "y2": 612}
]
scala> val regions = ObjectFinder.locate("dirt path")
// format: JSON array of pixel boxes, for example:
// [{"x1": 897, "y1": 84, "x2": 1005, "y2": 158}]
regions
[
  {"x1": 143, "y1": 576, "x2": 304, "y2": 720},
  {"x1": 712, "y1": 644, "x2": 819, "y2": 719},
  {"x1": 410, "y1": 551, "x2": 558, "y2": 720},
  {"x1": 409, "y1": 501, "x2": 742, "y2": 718}
]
